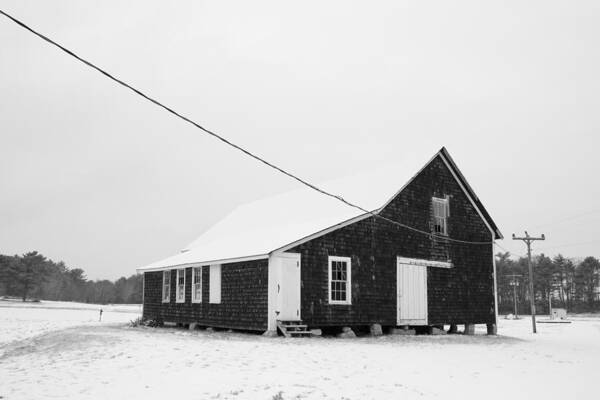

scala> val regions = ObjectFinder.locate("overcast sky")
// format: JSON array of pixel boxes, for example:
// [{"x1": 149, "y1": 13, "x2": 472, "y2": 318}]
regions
[{"x1": 1, "y1": 1, "x2": 599, "y2": 280}]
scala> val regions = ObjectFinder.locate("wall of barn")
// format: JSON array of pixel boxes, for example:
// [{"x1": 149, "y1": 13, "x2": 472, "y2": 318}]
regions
[
  {"x1": 288, "y1": 154, "x2": 496, "y2": 327},
  {"x1": 142, "y1": 259, "x2": 268, "y2": 331}
]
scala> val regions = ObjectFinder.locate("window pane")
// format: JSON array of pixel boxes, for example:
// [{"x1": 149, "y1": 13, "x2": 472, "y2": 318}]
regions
[
  {"x1": 329, "y1": 258, "x2": 350, "y2": 303},
  {"x1": 332, "y1": 261, "x2": 348, "y2": 282}
]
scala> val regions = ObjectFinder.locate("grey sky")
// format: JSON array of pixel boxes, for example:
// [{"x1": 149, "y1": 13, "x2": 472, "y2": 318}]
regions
[{"x1": 1, "y1": 1, "x2": 599, "y2": 280}]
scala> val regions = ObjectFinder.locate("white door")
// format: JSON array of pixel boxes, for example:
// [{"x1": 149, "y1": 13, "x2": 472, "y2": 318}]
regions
[
  {"x1": 397, "y1": 259, "x2": 428, "y2": 325},
  {"x1": 276, "y1": 253, "x2": 301, "y2": 321}
]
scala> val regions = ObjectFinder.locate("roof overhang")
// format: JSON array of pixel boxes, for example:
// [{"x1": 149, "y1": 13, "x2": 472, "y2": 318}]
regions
[
  {"x1": 270, "y1": 212, "x2": 373, "y2": 255},
  {"x1": 136, "y1": 253, "x2": 269, "y2": 273},
  {"x1": 397, "y1": 257, "x2": 453, "y2": 268}
]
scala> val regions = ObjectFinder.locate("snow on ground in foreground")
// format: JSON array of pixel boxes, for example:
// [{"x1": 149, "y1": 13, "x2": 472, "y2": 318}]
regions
[
  {"x1": 0, "y1": 301, "x2": 140, "y2": 345},
  {"x1": 0, "y1": 309, "x2": 598, "y2": 400}
]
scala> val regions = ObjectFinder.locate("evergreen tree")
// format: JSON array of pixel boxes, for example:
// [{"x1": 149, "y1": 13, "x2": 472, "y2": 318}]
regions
[
  {"x1": 575, "y1": 257, "x2": 600, "y2": 307},
  {"x1": 15, "y1": 252, "x2": 49, "y2": 301}
]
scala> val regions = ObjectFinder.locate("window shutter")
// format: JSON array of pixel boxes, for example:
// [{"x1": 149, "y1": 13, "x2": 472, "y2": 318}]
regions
[
  {"x1": 432, "y1": 197, "x2": 449, "y2": 218},
  {"x1": 209, "y1": 264, "x2": 222, "y2": 304},
  {"x1": 432, "y1": 198, "x2": 441, "y2": 217}
]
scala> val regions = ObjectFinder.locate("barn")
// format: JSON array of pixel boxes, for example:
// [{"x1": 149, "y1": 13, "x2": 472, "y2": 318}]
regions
[{"x1": 137, "y1": 147, "x2": 502, "y2": 336}]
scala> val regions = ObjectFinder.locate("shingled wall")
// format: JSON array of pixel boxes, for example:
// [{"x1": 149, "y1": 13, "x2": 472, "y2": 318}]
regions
[
  {"x1": 289, "y1": 154, "x2": 495, "y2": 327},
  {"x1": 143, "y1": 259, "x2": 268, "y2": 331}
]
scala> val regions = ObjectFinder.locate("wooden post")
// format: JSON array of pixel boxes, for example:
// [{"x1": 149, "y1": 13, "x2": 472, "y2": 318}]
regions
[
  {"x1": 464, "y1": 324, "x2": 475, "y2": 335},
  {"x1": 448, "y1": 324, "x2": 458, "y2": 334},
  {"x1": 486, "y1": 323, "x2": 497, "y2": 335}
]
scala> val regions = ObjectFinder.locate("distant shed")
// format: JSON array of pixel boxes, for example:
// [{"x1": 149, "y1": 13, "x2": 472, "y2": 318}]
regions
[{"x1": 137, "y1": 147, "x2": 502, "y2": 335}]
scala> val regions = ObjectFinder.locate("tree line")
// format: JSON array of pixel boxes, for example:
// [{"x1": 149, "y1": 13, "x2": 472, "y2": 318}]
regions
[
  {"x1": 496, "y1": 252, "x2": 600, "y2": 314},
  {"x1": 2, "y1": 250, "x2": 599, "y2": 311},
  {"x1": 0, "y1": 251, "x2": 142, "y2": 304}
]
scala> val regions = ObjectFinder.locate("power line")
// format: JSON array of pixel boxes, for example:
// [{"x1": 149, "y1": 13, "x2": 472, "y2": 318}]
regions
[
  {"x1": 535, "y1": 239, "x2": 600, "y2": 253},
  {"x1": 530, "y1": 208, "x2": 600, "y2": 230},
  {"x1": 0, "y1": 9, "x2": 494, "y2": 245},
  {"x1": 495, "y1": 242, "x2": 526, "y2": 259}
]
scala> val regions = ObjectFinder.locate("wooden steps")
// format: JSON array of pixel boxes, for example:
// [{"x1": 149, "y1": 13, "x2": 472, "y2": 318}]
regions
[{"x1": 277, "y1": 320, "x2": 312, "y2": 338}]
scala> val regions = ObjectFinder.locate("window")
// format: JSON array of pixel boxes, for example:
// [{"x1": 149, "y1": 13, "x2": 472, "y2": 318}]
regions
[
  {"x1": 328, "y1": 256, "x2": 351, "y2": 305},
  {"x1": 176, "y1": 269, "x2": 185, "y2": 303},
  {"x1": 162, "y1": 270, "x2": 171, "y2": 303},
  {"x1": 192, "y1": 266, "x2": 202, "y2": 303},
  {"x1": 209, "y1": 264, "x2": 221, "y2": 304},
  {"x1": 432, "y1": 197, "x2": 449, "y2": 235}
]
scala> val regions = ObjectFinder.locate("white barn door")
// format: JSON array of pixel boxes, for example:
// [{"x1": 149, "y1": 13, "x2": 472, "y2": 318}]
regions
[
  {"x1": 276, "y1": 253, "x2": 301, "y2": 321},
  {"x1": 397, "y1": 258, "x2": 428, "y2": 325}
]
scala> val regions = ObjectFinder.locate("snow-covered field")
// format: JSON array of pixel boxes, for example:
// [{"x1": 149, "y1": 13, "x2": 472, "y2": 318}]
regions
[
  {"x1": 0, "y1": 300, "x2": 141, "y2": 345},
  {"x1": 0, "y1": 303, "x2": 598, "y2": 400}
]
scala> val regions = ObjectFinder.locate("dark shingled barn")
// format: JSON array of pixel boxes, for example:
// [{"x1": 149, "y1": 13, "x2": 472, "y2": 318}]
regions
[{"x1": 138, "y1": 147, "x2": 502, "y2": 336}]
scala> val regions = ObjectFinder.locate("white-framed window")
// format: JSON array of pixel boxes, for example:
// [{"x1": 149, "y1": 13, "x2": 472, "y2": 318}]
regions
[
  {"x1": 176, "y1": 268, "x2": 185, "y2": 303},
  {"x1": 209, "y1": 264, "x2": 221, "y2": 304},
  {"x1": 192, "y1": 266, "x2": 202, "y2": 303},
  {"x1": 162, "y1": 270, "x2": 171, "y2": 303},
  {"x1": 328, "y1": 256, "x2": 351, "y2": 305},
  {"x1": 432, "y1": 197, "x2": 450, "y2": 235}
]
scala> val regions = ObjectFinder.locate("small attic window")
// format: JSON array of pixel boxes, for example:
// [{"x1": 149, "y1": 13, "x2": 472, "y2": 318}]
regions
[{"x1": 432, "y1": 197, "x2": 449, "y2": 235}]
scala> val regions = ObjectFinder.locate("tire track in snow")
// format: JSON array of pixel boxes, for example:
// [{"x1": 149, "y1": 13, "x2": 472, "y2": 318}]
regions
[{"x1": 0, "y1": 324, "x2": 124, "y2": 361}]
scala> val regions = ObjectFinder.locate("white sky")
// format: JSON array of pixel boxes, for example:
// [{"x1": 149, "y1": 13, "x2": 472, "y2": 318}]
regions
[{"x1": 1, "y1": 1, "x2": 599, "y2": 280}]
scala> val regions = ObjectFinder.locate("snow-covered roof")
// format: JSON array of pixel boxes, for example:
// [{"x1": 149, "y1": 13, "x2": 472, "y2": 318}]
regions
[{"x1": 137, "y1": 147, "x2": 500, "y2": 272}]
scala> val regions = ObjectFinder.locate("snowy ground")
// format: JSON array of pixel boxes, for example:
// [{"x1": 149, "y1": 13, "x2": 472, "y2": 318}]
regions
[
  {"x1": 0, "y1": 303, "x2": 598, "y2": 400},
  {"x1": 0, "y1": 300, "x2": 141, "y2": 345}
]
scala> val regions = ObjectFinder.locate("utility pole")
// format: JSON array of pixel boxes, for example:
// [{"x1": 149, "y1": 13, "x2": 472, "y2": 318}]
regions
[
  {"x1": 506, "y1": 274, "x2": 522, "y2": 318},
  {"x1": 512, "y1": 231, "x2": 545, "y2": 333}
]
